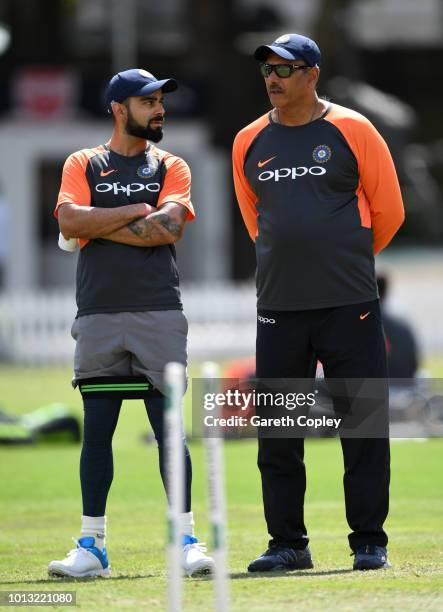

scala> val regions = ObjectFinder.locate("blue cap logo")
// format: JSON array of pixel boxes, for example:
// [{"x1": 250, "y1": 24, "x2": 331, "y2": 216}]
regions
[
  {"x1": 275, "y1": 34, "x2": 291, "y2": 45},
  {"x1": 313, "y1": 145, "x2": 332, "y2": 164},
  {"x1": 139, "y1": 69, "x2": 154, "y2": 79}
]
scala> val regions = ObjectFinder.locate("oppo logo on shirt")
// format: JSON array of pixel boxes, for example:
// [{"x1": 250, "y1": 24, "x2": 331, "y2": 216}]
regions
[
  {"x1": 258, "y1": 166, "x2": 326, "y2": 182},
  {"x1": 95, "y1": 182, "x2": 161, "y2": 195},
  {"x1": 258, "y1": 315, "x2": 276, "y2": 324}
]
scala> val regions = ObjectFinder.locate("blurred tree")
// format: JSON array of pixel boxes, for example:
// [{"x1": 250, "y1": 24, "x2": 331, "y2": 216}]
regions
[
  {"x1": 186, "y1": 0, "x2": 258, "y2": 149},
  {"x1": 186, "y1": 0, "x2": 263, "y2": 279},
  {"x1": 7, "y1": 0, "x2": 67, "y2": 64},
  {"x1": 313, "y1": 0, "x2": 361, "y2": 83}
]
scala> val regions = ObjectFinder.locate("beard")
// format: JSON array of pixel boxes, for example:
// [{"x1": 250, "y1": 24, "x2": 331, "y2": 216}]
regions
[{"x1": 125, "y1": 109, "x2": 164, "y2": 142}]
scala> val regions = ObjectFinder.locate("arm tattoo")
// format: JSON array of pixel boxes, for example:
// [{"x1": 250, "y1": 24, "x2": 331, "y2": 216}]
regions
[
  {"x1": 127, "y1": 206, "x2": 187, "y2": 243},
  {"x1": 156, "y1": 212, "x2": 183, "y2": 238},
  {"x1": 127, "y1": 219, "x2": 145, "y2": 237},
  {"x1": 127, "y1": 217, "x2": 163, "y2": 241}
]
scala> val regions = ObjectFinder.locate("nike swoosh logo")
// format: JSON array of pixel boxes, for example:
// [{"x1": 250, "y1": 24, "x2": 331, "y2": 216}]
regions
[
  {"x1": 100, "y1": 169, "x2": 117, "y2": 176},
  {"x1": 258, "y1": 156, "x2": 276, "y2": 168},
  {"x1": 359, "y1": 311, "x2": 371, "y2": 320}
]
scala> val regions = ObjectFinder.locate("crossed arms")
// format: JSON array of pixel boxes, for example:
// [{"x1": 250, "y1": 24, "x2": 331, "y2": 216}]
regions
[{"x1": 57, "y1": 201, "x2": 188, "y2": 247}]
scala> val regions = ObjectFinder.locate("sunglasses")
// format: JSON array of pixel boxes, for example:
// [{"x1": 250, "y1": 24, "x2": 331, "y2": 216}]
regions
[{"x1": 260, "y1": 63, "x2": 311, "y2": 78}]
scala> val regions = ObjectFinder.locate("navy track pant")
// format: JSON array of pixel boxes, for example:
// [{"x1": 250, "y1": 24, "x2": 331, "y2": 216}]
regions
[{"x1": 256, "y1": 299, "x2": 390, "y2": 551}]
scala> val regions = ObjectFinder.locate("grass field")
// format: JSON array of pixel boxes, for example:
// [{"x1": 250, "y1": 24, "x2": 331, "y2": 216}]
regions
[{"x1": 1, "y1": 365, "x2": 442, "y2": 611}]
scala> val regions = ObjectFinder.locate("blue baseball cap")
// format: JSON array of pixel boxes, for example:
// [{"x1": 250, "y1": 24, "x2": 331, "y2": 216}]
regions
[
  {"x1": 105, "y1": 68, "x2": 178, "y2": 112},
  {"x1": 254, "y1": 33, "x2": 321, "y2": 67}
]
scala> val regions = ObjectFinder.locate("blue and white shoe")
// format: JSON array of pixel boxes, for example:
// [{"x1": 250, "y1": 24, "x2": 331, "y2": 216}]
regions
[
  {"x1": 48, "y1": 537, "x2": 111, "y2": 578},
  {"x1": 182, "y1": 535, "x2": 215, "y2": 577}
]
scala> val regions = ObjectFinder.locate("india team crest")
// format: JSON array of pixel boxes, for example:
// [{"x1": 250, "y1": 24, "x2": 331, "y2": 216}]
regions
[
  {"x1": 137, "y1": 159, "x2": 158, "y2": 179},
  {"x1": 312, "y1": 145, "x2": 332, "y2": 164}
]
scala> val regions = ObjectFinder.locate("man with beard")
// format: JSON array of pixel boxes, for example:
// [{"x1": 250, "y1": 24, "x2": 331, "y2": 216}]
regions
[
  {"x1": 233, "y1": 34, "x2": 404, "y2": 572},
  {"x1": 48, "y1": 69, "x2": 214, "y2": 578}
]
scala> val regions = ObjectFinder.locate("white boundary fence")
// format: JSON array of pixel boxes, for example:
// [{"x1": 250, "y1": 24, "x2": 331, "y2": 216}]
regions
[
  {"x1": 0, "y1": 284, "x2": 256, "y2": 365},
  {"x1": 0, "y1": 276, "x2": 442, "y2": 365}
]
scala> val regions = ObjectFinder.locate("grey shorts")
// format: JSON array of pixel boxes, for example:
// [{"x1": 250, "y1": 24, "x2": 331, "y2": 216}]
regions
[{"x1": 71, "y1": 310, "x2": 188, "y2": 394}]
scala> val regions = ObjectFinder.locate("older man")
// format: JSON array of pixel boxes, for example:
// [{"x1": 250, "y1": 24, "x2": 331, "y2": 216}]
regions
[{"x1": 233, "y1": 34, "x2": 404, "y2": 572}]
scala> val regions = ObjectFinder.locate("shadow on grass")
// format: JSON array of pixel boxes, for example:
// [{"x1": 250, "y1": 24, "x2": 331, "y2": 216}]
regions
[
  {"x1": 229, "y1": 568, "x2": 354, "y2": 579},
  {"x1": 1, "y1": 568, "x2": 356, "y2": 586},
  {"x1": 0, "y1": 574, "x2": 156, "y2": 585}
]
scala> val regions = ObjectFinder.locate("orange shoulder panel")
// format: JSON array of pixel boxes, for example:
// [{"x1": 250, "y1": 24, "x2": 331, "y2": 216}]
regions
[
  {"x1": 54, "y1": 146, "x2": 105, "y2": 218},
  {"x1": 232, "y1": 113, "x2": 270, "y2": 241},
  {"x1": 324, "y1": 104, "x2": 404, "y2": 254},
  {"x1": 155, "y1": 148, "x2": 195, "y2": 221},
  {"x1": 55, "y1": 146, "x2": 105, "y2": 250}
]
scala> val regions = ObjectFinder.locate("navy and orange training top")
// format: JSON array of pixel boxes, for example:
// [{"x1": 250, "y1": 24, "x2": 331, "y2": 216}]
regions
[
  {"x1": 55, "y1": 144, "x2": 194, "y2": 317},
  {"x1": 232, "y1": 103, "x2": 405, "y2": 311}
]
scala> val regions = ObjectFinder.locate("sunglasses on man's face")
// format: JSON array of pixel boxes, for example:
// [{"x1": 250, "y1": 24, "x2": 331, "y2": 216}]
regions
[{"x1": 260, "y1": 63, "x2": 311, "y2": 79}]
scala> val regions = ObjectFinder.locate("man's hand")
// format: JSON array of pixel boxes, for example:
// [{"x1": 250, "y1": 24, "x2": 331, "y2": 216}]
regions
[
  {"x1": 58, "y1": 202, "x2": 155, "y2": 240},
  {"x1": 102, "y1": 202, "x2": 188, "y2": 247}
]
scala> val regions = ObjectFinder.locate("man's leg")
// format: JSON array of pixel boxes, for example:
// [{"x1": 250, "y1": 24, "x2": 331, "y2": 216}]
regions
[
  {"x1": 81, "y1": 398, "x2": 122, "y2": 520},
  {"x1": 144, "y1": 386, "x2": 217, "y2": 576},
  {"x1": 143, "y1": 396, "x2": 214, "y2": 575},
  {"x1": 312, "y1": 300, "x2": 390, "y2": 554},
  {"x1": 256, "y1": 310, "x2": 316, "y2": 550},
  {"x1": 144, "y1": 395, "x2": 192, "y2": 516},
  {"x1": 48, "y1": 397, "x2": 121, "y2": 577},
  {"x1": 126, "y1": 311, "x2": 214, "y2": 575}
]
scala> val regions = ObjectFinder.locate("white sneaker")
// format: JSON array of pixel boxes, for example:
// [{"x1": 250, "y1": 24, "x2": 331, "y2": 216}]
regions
[
  {"x1": 48, "y1": 537, "x2": 111, "y2": 578},
  {"x1": 182, "y1": 536, "x2": 215, "y2": 577}
]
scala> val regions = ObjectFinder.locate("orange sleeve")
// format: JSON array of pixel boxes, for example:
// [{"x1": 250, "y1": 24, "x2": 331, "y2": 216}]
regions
[
  {"x1": 157, "y1": 155, "x2": 195, "y2": 220},
  {"x1": 232, "y1": 115, "x2": 269, "y2": 242},
  {"x1": 54, "y1": 150, "x2": 92, "y2": 218},
  {"x1": 326, "y1": 108, "x2": 405, "y2": 255}
]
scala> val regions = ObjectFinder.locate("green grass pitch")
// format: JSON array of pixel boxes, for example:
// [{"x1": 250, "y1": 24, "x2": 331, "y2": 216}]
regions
[{"x1": 0, "y1": 365, "x2": 442, "y2": 611}]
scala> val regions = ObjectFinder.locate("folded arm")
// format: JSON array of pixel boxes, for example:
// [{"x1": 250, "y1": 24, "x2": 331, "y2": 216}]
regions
[
  {"x1": 102, "y1": 202, "x2": 188, "y2": 246},
  {"x1": 57, "y1": 202, "x2": 153, "y2": 240}
]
